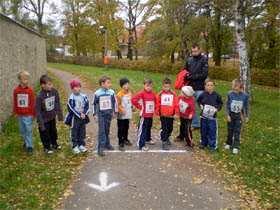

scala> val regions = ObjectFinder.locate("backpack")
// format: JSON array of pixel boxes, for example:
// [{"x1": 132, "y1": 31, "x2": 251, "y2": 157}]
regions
[{"x1": 174, "y1": 68, "x2": 189, "y2": 90}]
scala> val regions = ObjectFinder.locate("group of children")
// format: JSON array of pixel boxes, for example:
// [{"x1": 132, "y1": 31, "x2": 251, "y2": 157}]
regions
[{"x1": 13, "y1": 70, "x2": 248, "y2": 156}]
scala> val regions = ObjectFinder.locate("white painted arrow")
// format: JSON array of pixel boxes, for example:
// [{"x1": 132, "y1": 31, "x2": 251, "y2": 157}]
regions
[{"x1": 87, "y1": 172, "x2": 120, "y2": 192}]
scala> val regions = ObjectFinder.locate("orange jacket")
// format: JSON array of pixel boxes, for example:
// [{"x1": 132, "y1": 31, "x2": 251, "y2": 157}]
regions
[{"x1": 156, "y1": 90, "x2": 177, "y2": 117}]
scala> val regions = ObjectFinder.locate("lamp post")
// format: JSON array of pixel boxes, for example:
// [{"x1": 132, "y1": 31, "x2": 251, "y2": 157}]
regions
[{"x1": 100, "y1": 26, "x2": 108, "y2": 57}]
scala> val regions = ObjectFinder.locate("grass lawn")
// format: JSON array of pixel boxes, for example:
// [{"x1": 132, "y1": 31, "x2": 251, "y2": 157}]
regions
[
  {"x1": 48, "y1": 63, "x2": 280, "y2": 209},
  {"x1": 0, "y1": 71, "x2": 88, "y2": 209}
]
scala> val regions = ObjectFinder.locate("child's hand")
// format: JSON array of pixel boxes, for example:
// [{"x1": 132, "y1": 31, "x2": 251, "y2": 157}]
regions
[
  {"x1": 81, "y1": 113, "x2": 86, "y2": 119},
  {"x1": 227, "y1": 115, "x2": 231, "y2": 122},
  {"x1": 189, "y1": 114, "x2": 193, "y2": 119},
  {"x1": 200, "y1": 105, "x2": 204, "y2": 110},
  {"x1": 93, "y1": 115, "x2": 97, "y2": 122},
  {"x1": 245, "y1": 117, "x2": 249, "y2": 123}
]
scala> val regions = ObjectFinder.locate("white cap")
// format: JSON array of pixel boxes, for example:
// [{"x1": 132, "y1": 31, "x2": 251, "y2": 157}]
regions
[{"x1": 182, "y1": 86, "x2": 194, "y2": 96}]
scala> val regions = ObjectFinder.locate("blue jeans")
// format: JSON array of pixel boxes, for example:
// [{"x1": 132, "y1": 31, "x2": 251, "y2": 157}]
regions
[
  {"x1": 97, "y1": 112, "x2": 112, "y2": 152},
  {"x1": 18, "y1": 116, "x2": 33, "y2": 148},
  {"x1": 192, "y1": 90, "x2": 204, "y2": 128},
  {"x1": 200, "y1": 117, "x2": 218, "y2": 149}
]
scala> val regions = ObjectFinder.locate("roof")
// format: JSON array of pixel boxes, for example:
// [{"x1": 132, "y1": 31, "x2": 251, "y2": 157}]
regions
[{"x1": 0, "y1": 12, "x2": 43, "y2": 38}]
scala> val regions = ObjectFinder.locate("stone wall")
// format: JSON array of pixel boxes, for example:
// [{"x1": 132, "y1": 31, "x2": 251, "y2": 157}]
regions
[{"x1": 0, "y1": 13, "x2": 46, "y2": 128}]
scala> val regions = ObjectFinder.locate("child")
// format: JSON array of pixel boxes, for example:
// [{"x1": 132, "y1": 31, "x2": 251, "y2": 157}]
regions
[
  {"x1": 36, "y1": 75, "x2": 63, "y2": 154},
  {"x1": 13, "y1": 71, "x2": 36, "y2": 154},
  {"x1": 117, "y1": 78, "x2": 133, "y2": 151},
  {"x1": 132, "y1": 79, "x2": 157, "y2": 151},
  {"x1": 176, "y1": 86, "x2": 196, "y2": 148},
  {"x1": 225, "y1": 79, "x2": 249, "y2": 154},
  {"x1": 197, "y1": 79, "x2": 223, "y2": 151},
  {"x1": 65, "y1": 79, "x2": 90, "y2": 154},
  {"x1": 156, "y1": 78, "x2": 177, "y2": 150},
  {"x1": 92, "y1": 76, "x2": 117, "y2": 156}
]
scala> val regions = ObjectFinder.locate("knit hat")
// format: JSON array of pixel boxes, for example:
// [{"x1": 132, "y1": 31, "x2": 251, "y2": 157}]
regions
[
  {"x1": 182, "y1": 86, "x2": 194, "y2": 96},
  {"x1": 70, "y1": 79, "x2": 81, "y2": 89},
  {"x1": 119, "y1": 77, "x2": 130, "y2": 87}
]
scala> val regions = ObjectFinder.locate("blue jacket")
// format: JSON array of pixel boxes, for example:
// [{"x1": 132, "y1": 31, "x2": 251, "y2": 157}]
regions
[
  {"x1": 92, "y1": 88, "x2": 118, "y2": 116},
  {"x1": 65, "y1": 93, "x2": 90, "y2": 126},
  {"x1": 226, "y1": 91, "x2": 249, "y2": 117}
]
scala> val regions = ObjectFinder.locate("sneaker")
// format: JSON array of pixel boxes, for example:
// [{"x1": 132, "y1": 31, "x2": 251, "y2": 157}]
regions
[
  {"x1": 106, "y1": 145, "x2": 114, "y2": 151},
  {"x1": 232, "y1": 148, "x2": 239, "y2": 154},
  {"x1": 146, "y1": 139, "x2": 156, "y2": 145},
  {"x1": 199, "y1": 145, "x2": 206, "y2": 150},
  {"x1": 209, "y1": 147, "x2": 217, "y2": 153},
  {"x1": 97, "y1": 150, "x2": 105, "y2": 156},
  {"x1": 72, "y1": 146, "x2": 81, "y2": 154},
  {"x1": 44, "y1": 149, "x2": 54, "y2": 154},
  {"x1": 166, "y1": 139, "x2": 172, "y2": 146},
  {"x1": 124, "y1": 140, "x2": 132, "y2": 146},
  {"x1": 141, "y1": 146, "x2": 149, "y2": 151},
  {"x1": 174, "y1": 136, "x2": 183, "y2": 142},
  {"x1": 79, "y1": 145, "x2": 87, "y2": 153},
  {"x1": 27, "y1": 147, "x2": 33, "y2": 154},
  {"x1": 119, "y1": 145, "x2": 125, "y2": 151},
  {"x1": 224, "y1": 144, "x2": 230, "y2": 150},
  {"x1": 53, "y1": 144, "x2": 62, "y2": 150},
  {"x1": 162, "y1": 142, "x2": 169, "y2": 150}
]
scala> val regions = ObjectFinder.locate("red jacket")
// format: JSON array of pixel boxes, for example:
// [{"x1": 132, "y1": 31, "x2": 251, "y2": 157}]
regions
[
  {"x1": 156, "y1": 90, "x2": 177, "y2": 117},
  {"x1": 176, "y1": 95, "x2": 195, "y2": 119},
  {"x1": 13, "y1": 85, "x2": 36, "y2": 116},
  {"x1": 132, "y1": 90, "x2": 156, "y2": 118}
]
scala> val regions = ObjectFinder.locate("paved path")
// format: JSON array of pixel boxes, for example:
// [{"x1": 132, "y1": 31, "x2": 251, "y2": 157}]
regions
[{"x1": 49, "y1": 68, "x2": 240, "y2": 210}]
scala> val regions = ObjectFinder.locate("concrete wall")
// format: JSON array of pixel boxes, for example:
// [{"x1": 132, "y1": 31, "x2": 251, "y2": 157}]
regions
[{"x1": 0, "y1": 13, "x2": 46, "y2": 128}]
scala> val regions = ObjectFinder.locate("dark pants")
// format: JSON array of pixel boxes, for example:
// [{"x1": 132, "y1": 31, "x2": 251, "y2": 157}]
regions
[
  {"x1": 200, "y1": 117, "x2": 217, "y2": 149},
  {"x1": 137, "y1": 117, "x2": 153, "y2": 149},
  {"x1": 39, "y1": 119, "x2": 58, "y2": 150},
  {"x1": 71, "y1": 116, "x2": 86, "y2": 148},
  {"x1": 178, "y1": 117, "x2": 193, "y2": 146},
  {"x1": 227, "y1": 113, "x2": 242, "y2": 149},
  {"x1": 97, "y1": 112, "x2": 112, "y2": 152},
  {"x1": 117, "y1": 119, "x2": 129, "y2": 146},
  {"x1": 160, "y1": 116, "x2": 174, "y2": 142}
]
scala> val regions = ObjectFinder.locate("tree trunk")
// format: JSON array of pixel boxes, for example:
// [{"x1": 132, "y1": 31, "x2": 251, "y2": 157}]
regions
[
  {"x1": 212, "y1": 7, "x2": 222, "y2": 66},
  {"x1": 170, "y1": 49, "x2": 175, "y2": 64},
  {"x1": 235, "y1": 0, "x2": 251, "y2": 112}
]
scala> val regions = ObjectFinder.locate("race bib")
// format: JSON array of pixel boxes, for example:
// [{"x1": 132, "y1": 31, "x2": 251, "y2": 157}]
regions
[
  {"x1": 75, "y1": 99, "x2": 84, "y2": 112},
  {"x1": 179, "y1": 100, "x2": 189, "y2": 113},
  {"x1": 202, "y1": 104, "x2": 217, "y2": 118},
  {"x1": 161, "y1": 94, "x2": 173, "y2": 106},
  {"x1": 230, "y1": 100, "x2": 243, "y2": 113},
  {"x1": 45, "y1": 96, "x2": 55, "y2": 111},
  {"x1": 17, "y1": 94, "x2": 29, "y2": 108},
  {"x1": 100, "y1": 96, "x2": 112, "y2": 110},
  {"x1": 121, "y1": 96, "x2": 132, "y2": 118},
  {"x1": 145, "y1": 101, "x2": 155, "y2": 113}
]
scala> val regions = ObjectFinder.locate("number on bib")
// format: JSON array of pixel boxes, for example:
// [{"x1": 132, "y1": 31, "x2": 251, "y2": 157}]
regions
[
  {"x1": 99, "y1": 96, "x2": 112, "y2": 110},
  {"x1": 161, "y1": 94, "x2": 173, "y2": 106},
  {"x1": 45, "y1": 96, "x2": 55, "y2": 111},
  {"x1": 145, "y1": 101, "x2": 155, "y2": 113},
  {"x1": 179, "y1": 100, "x2": 189, "y2": 113},
  {"x1": 17, "y1": 94, "x2": 29, "y2": 108},
  {"x1": 202, "y1": 105, "x2": 216, "y2": 118},
  {"x1": 230, "y1": 100, "x2": 243, "y2": 113}
]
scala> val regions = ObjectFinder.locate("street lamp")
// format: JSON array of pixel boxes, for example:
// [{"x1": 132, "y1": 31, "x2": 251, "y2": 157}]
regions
[{"x1": 99, "y1": 26, "x2": 108, "y2": 57}]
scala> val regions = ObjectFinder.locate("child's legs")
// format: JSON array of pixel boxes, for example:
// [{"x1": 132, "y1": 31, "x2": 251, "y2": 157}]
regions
[
  {"x1": 117, "y1": 119, "x2": 125, "y2": 145},
  {"x1": 185, "y1": 119, "x2": 193, "y2": 146},
  {"x1": 97, "y1": 115, "x2": 106, "y2": 151},
  {"x1": 160, "y1": 117, "x2": 168, "y2": 142},
  {"x1": 39, "y1": 122, "x2": 52, "y2": 150},
  {"x1": 179, "y1": 117, "x2": 187, "y2": 139},
  {"x1": 78, "y1": 120, "x2": 86, "y2": 147},
  {"x1": 232, "y1": 118, "x2": 242, "y2": 149},
  {"x1": 137, "y1": 117, "x2": 147, "y2": 149},
  {"x1": 167, "y1": 117, "x2": 174, "y2": 138},
  {"x1": 145, "y1": 118, "x2": 153, "y2": 141},
  {"x1": 49, "y1": 119, "x2": 58, "y2": 147},
  {"x1": 23, "y1": 116, "x2": 33, "y2": 148},
  {"x1": 226, "y1": 121, "x2": 234, "y2": 146},
  {"x1": 71, "y1": 117, "x2": 80, "y2": 148},
  {"x1": 18, "y1": 117, "x2": 25, "y2": 141},
  {"x1": 208, "y1": 119, "x2": 218, "y2": 149},
  {"x1": 200, "y1": 118, "x2": 209, "y2": 146},
  {"x1": 124, "y1": 119, "x2": 129, "y2": 141},
  {"x1": 104, "y1": 114, "x2": 112, "y2": 147}
]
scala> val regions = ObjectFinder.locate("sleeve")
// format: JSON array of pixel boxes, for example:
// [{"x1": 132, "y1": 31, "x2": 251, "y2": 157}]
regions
[
  {"x1": 13, "y1": 89, "x2": 17, "y2": 115},
  {"x1": 67, "y1": 97, "x2": 81, "y2": 118},
  {"x1": 55, "y1": 90, "x2": 63, "y2": 121},
  {"x1": 131, "y1": 92, "x2": 143, "y2": 110},
  {"x1": 155, "y1": 92, "x2": 161, "y2": 115},
  {"x1": 83, "y1": 95, "x2": 90, "y2": 115},
  {"x1": 189, "y1": 98, "x2": 196, "y2": 118},
  {"x1": 30, "y1": 89, "x2": 36, "y2": 117},
  {"x1": 117, "y1": 92, "x2": 124, "y2": 113},
  {"x1": 175, "y1": 96, "x2": 180, "y2": 116},
  {"x1": 191, "y1": 57, "x2": 208, "y2": 80},
  {"x1": 216, "y1": 94, "x2": 223, "y2": 111},
  {"x1": 225, "y1": 93, "x2": 231, "y2": 115},
  {"x1": 36, "y1": 95, "x2": 45, "y2": 130},
  {"x1": 242, "y1": 94, "x2": 249, "y2": 117},
  {"x1": 92, "y1": 93, "x2": 98, "y2": 116}
]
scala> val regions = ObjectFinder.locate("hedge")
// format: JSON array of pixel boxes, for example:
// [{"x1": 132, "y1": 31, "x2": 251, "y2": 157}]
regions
[{"x1": 47, "y1": 55, "x2": 280, "y2": 87}]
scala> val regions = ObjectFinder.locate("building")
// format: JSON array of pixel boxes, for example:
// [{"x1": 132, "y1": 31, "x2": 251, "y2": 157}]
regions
[{"x1": 0, "y1": 13, "x2": 46, "y2": 129}]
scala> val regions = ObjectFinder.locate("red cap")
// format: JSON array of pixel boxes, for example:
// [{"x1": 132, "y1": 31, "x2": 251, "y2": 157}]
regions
[{"x1": 70, "y1": 79, "x2": 81, "y2": 89}]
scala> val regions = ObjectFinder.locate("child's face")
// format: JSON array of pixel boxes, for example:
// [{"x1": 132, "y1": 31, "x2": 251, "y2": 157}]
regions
[
  {"x1": 144, "y1": 83, "x2": 153, "y2": 92},
  {"x1": 122, "y1": 83, "x2": 130, "y2": 91},
  {"x1": 72, "y1": 86, "x2": 81, "y2": 94},
  {"x1": 162, "y1": 83, "x2": 171, "y2": 91},
  {"x1": 20, "y1": 76, "x2": 29, "y2": 87},
  {"x1": 42, "y1": 81, "x2": 53, "y2": 91},
  {"x1": 232, "y1": 83, "x2": 242, "y2": 92},
  {"x1": 205, "y1": 81, "x2": 215, "y2": 93},
  {"x1": 102, "y1": 79, "x2": 112, "y2": 89}
]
